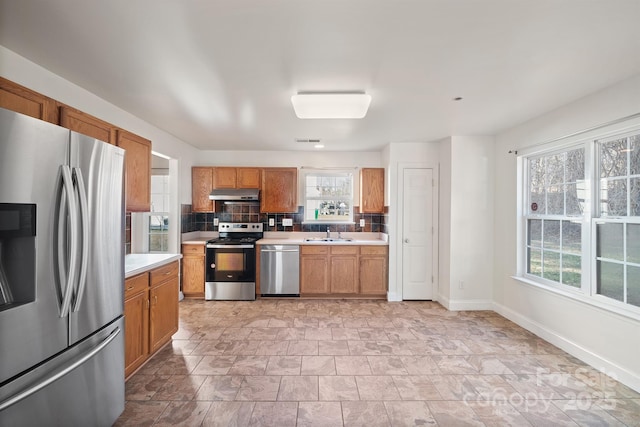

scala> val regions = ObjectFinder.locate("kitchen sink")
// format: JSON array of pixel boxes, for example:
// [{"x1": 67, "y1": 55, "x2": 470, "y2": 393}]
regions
[{"x1": 304, "y1": 237, "x2": 354, "y2": 242}]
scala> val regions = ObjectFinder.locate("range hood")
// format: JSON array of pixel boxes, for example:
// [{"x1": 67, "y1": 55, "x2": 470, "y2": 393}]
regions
[{"x1": 209, "y1": 188, "x2": 260, "y2": 201}]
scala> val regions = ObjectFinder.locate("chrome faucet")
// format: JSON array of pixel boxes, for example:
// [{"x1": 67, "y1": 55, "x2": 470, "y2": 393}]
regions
[{"x1": 326, "y1": 226, "x2": 331, "y2": 238}]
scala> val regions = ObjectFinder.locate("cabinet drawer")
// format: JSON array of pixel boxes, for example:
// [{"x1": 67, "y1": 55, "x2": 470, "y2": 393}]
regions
[
  {"x1": 360, "y1": 246, "x2": 388, "y2": 255},
  {"x1": 125, "y1": 272, "x2": 149, "y2": 298},
  {"x1": 182, "y1": 244, "x2": 205, "y2": 255},
  {"x1": 150, "y1": 261, "x2": 179, "y2": 287},
  {"x1": 301, "y1": 245, "x2": 329, "y2": 255},
  {"x1": 331, "y1": 245, "x2": 358, "y2": 255}
]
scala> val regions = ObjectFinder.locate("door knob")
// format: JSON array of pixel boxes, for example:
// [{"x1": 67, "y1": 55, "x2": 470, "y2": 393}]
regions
[{"x1": 404, "y1": 238, "x2": 409, "y2": 243}]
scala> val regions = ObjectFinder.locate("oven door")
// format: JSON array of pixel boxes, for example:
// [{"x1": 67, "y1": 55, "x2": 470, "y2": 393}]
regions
[{"x1": 205, "y1": 244, "x2": 255, "y2": 283}]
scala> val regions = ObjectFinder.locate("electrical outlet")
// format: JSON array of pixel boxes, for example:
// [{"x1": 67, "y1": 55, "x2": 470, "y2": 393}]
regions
[
  {"x1": 213, "y1": 218, "x2": 219, "y2": 226},
  {"x1": 359, "y1": 219, "x2": 366, "y2": 227},
  {"x1": 458, "y1": 280, "x2": 464, "y2": 290},
  {"x1": 282, "y1": 218, "x2": 293, "y2": 226},
  {"x1": 268, "y1": 218, "x2": 275, "y2": 226}
]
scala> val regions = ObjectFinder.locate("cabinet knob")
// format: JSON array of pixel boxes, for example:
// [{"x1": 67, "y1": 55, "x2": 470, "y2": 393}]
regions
[{"x1": 404, "y1": 238, "x2": 410, "y2": 243}]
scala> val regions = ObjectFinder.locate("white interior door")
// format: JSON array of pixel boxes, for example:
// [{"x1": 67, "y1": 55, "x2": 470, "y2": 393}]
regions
[{"x1": 402, "y1": 168, "x2": 433, "y2": 300}]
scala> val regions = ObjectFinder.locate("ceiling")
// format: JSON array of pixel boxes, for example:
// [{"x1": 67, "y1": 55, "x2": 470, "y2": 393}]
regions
[{"x1": 1, "y1": 1, "x2": 640, "y2": 152}]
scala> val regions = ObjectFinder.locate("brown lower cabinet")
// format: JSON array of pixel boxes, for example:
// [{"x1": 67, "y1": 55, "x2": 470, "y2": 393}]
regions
[
  {"x1": 300, "y1": 245, "x2": 387, "y2": 297},
  {"x1": 124, "y1": 260, "x2": 179, "y2": 378},
  {"x1": 181, "y1": 244, "x2": 205, "y2": 297}
]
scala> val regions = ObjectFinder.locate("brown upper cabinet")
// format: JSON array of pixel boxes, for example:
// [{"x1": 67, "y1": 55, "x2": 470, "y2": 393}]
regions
[
  {"x1": 359, "y1": 168, "x2": 385, "y2": 213},
  {"x1": 261, "y1": 167, "x2": 298, "y2": 213},
  {"x1": 213, "y1": 167, "x2": 237, "y2": 189},
  {"x1": 0, "y1": 77, "x2": 58, "y2": 124},
  {"x1": 213, "y1": 167, "x2": 261, "y2": 189},
  {"x1": 117, "y1": 129, "x2": 151, "y2": 212},
  {"x1": 59, "y1": 105, "x2": 117, "y2": 145},
  {"x1": 236, "y1": 168, "x2": 261, "y2": 188},
  {"x1": 192, "y1": 167, "x2": 215, "y2": 212}
]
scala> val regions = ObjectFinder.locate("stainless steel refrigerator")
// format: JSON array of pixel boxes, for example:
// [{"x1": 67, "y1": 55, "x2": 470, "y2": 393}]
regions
[{"x1": 0, "y1": 108, "x2": 125, "y2": 426}]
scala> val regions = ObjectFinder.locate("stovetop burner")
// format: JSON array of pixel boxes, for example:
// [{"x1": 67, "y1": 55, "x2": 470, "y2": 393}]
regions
[{"x1": 207, "y1": 222, "x2": 264, "y2": 246}]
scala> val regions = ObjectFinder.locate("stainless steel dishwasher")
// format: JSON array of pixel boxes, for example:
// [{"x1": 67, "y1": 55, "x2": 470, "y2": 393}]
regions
[{"x1": 260, "y1": 245, "x2": 300, "y2": 297}]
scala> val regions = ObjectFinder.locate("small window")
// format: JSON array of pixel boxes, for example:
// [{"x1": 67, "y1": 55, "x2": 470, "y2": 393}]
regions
[{"x1": 303, "y1": 170, "x2": 354, "y2": 223}]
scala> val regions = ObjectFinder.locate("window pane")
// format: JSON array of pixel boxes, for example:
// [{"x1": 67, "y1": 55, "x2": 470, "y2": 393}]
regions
[
  {"x1": 631, "y1": 178, "x2": 640, "y2": 217},
  {"x1": 530, "y1": 188, "x2": 545, "y2": 214},
  {"x1": 547, "y1": 154, "x2": 565, "y2": 185},
  {"x1": 597, "y1": 261, "x2": 624, "y2": 301},
  {"x1": 600, "y1": 179, "x2": 627, "y2": 217},
  {"x1": 562, "y1": 220, "x2": 581, "y2": 254},
  {"x1": 600, "y1": 138, "x2": 627, "y2": 178},
  {"x1": 528, "y1": 219, "x2": 542, "y2": 247},
  {"x1": 630, "y1": 135, "x2": 640, "y2": 175},
  {"x1": 566, "y1": 149, "x2": 585, "y2": 183},
  {"x1": 597, "y1": 223, "x2": 624, "y2": 260},
  {"x1": 562, "y1": 254, "x2": 581, "y2": 288},
  {"x1": 627, "y1": 224, "x2": 640, "y2": 264},
  {"x1": 528, "y1": 248, "x2": 542, "y2": 276},
  {"x1": 529, "y1": 157, "x2": 545, "y2": 188},
  {"x1": 596, "y1": 222, "x2": 624, "y2": 260},
  {"x1": 543, "y1": 220, "x2": 560, "y2": 250},
  {"x1": 565, "y1": 183, "x2": 584, "y2": 216},
  {"x1": 547, "y1": 186, "x2": 564, "y2": 215},
  {"x1": 543, "y1": 251, "x2": 560, "y2": 282},
  {"x1": 628, "y1": 266, "x2": 640, "y2": 307}
]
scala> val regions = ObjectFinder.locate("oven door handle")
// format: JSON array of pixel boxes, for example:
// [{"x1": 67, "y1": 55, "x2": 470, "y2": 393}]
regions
[{"x1": 206, "y1": 244, "x2": 255, "y2": 249}]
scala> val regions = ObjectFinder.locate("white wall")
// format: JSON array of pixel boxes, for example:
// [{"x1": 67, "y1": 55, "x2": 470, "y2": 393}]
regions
[{"x1": 493, "y1": 74, "x2": 640, "y2": 391}]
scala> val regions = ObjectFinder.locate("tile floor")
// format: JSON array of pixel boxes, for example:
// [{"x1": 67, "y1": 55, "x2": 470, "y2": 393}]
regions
[{"x1": 115, "y1": 299, "x2": 640, "y2": 426}]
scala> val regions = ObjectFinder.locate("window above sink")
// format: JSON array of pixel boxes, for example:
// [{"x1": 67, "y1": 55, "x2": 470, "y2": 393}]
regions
[{"x1": 302, "y1": 169, "x2": 354, "y2": 224}]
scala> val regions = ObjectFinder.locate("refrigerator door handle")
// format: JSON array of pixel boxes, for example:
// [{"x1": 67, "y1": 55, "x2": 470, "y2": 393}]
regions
[
  {"x1": 72, "y1": 167, "x2": 89, "y2": 312},
  {"x1": 0, "y1": 326, "x2": 121, "y2": 412},
  {"x1": 57, "y1": 165, "x2": 80, "y2": 318}
]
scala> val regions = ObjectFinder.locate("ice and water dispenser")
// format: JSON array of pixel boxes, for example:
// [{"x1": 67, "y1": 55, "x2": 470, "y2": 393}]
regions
[{"x1": 0, "y1": 203, "x2": 36, "y2": 309}]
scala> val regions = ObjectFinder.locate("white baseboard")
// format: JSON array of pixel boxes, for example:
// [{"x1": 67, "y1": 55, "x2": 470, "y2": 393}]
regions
[
  {"x1": 438, "y1": 295, "x2": 493, "y2": 311},
  {"x1": 386, "y1": 291, "x2": 401, "y2": 302},
  {"x1": 493, "y1": 301, "x2": 640, "y2": 393}
]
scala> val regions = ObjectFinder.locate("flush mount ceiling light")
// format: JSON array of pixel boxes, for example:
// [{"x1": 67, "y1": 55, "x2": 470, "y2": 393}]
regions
[{"x1": 291, "y1": 92, "x2": 371, "y2": 119}]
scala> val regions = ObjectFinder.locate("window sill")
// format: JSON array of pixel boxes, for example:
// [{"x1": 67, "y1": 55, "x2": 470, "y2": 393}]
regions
[{"x1": 511, "y1": 275, "x2": 640, "y2": 322}]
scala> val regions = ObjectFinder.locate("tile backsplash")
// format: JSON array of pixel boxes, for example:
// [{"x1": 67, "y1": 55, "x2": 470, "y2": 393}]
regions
[{"x1": 181, "y1": 203, "x2": 389, "y2": 234}]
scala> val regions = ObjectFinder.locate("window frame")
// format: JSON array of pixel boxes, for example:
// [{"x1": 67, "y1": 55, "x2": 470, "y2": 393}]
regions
[
  {"x1": 301, "y1": 169, "x2": 355, "y2": 224},
  {"x1": 516, "y1": 117, "x2": 640, "y2": 319}
]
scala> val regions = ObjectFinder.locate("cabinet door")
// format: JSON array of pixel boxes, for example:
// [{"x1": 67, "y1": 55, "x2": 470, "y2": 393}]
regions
[
  {"x1": 213, "y1": 167, "x2": 237, "y2": 189},
  {"x1": 182, "y1": 245, "x2": 205, "y2": 297},
  {"x1": 359, "y1": 168, "x2": 385, "y2": 213},
  {"x1": 60, "y1": 106, "x2": 116, "y2": 145},
  {"x1": 261, "y1": 168, "x2": 298, "y2": 213},
  {"x1": 117, "y1": 129, "x2": 152, "y2": 212},
  {"x1": 237, "y1": 168, "x2": 261, "y2": 188},
  {"x1": 124, "y1": 290, "x2": 149, "y2": 377},
  {"x1": 0, "y1": 77, "x2": 58, "y2": 123},
  {"x1": 330, "y1": 256, "x2": 358, "y2": 294},
  {"x1": 300, "y1": 256, "x2": 329, "y2": 294},
  {"x1": 149, "y1": 278, "x2": 179, "y2": 353},
  {"x1": 359, "y1": 256, "x2": 388, "y2": 295},
  {"x1": 192, "y1": 167, "x2": 214, "y2": 212}
]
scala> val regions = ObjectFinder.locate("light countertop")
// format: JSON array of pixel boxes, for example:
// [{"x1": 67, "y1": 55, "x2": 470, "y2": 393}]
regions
[
  {"x1": 180, "y1": 231, "x2": 388, "y2": 246},
  {"x1": 125, "y1": 253, "x2": 182, "y2": 278}
]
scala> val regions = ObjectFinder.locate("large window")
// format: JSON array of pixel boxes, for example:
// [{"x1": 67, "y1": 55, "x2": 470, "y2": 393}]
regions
[
  {"x1": 148, "y1": 174, "x2": 169, "y2": 252},
  {"x1": 595, "y1": 133, "x2": 640, "y2": 306},
  {"x1": 303, "y1": 170, "x2": 354, "y2": 223},
  {"x1": 521, "y1": 126, "x2": 640, "y2": 312},
  {"x1": 525, "y1": 148, "x2": 586, "y2": 288}
]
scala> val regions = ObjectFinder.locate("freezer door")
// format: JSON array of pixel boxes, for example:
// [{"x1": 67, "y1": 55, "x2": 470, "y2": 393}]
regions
[
  {"x1": 68, "y1": 133, "x2": 125, "y2": 344},
  {"x1": 0, "y1": 317, "x2": 125, "y2": 427},
  {"x1": 0, "y1": 108, "x2": 69, "y2": 383}
]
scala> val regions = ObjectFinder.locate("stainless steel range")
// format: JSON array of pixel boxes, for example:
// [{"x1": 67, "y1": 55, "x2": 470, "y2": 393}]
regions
[{"x1": 205, "y1": 222, "x2": 263, "y2": 300}]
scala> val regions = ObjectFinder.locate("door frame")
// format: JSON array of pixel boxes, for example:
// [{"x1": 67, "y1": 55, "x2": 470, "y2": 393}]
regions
[{"x1": 396, "y1": 162, "x2": 439, "y2": 301}]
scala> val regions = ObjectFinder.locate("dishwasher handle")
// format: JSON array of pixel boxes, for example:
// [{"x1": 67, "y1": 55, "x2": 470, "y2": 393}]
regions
[{"x1": 261, "y1": 249, "x2": 299, "y2": 253}]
